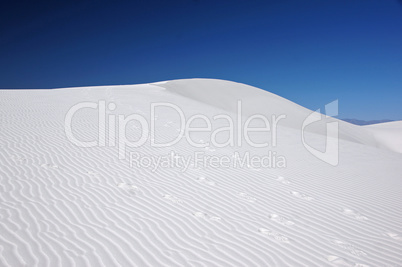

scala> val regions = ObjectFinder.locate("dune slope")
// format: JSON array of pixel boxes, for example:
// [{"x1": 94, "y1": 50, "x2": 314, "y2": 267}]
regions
[
  {"x1": 0, "y1": 79, "x2": 401, "y2": 266},
  {"x1": 364, "y1": 121, "x2": 402, "y2": 153}
]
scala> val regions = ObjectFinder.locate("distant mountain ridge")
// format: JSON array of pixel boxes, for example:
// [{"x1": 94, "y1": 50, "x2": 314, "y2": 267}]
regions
[{"x1": 341, "y1": 118, "x2": 394, "y2": 126}]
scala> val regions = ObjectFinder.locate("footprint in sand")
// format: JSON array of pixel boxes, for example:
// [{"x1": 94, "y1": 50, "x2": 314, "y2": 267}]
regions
[
  {"x1": 326, "y1": 255, "x2": 370, "y2": 266},
  {"x1": 162, "y1": 194, "x2": 183, "y2": 204},
  {"x1": 204, "y1": 146, "x2": 216, "y2": 152},
  {"x1": 290, "y1": 191, "x2": 314, "y2": 201},
  {"x1": 268, "y1": 214, "x2": 295, "y2": 226},
  {"x1": 163, "y1": 122, "x2": 173, "y2": 127},
  {"x1": 198, "y1": 139, "x2": 207, "y2": 145},
  {"x1": 383, "y1": 232, "x2": 402, "y2": 241},
  {"x1": 275, "y1": 176, "x2": 290, "y2": 184},
  {"x1": 192, "y1": 211, "x2": 221, "y2": 222},
  {"x1": 341, "y1": 208, "x2": 368, "y2": 221},
  {"x1": 133, "y1": 108, "x2": 146, "y2": 116},
  {"x1": 326, "y1": 255, "x2": 353, "y2": 266},
  {"x1": 258, "y1": 228, "x2": 290, "y2": 243},
  {"x1": 41, "y1": 163, "x2": 59, "y2": 170},
  {"x1": 85, "y1": 171, "x2": 99, "y2": 176},
  {"x1": 85, "y1": 171, "x2": 101, "y2": 182},
  {"x1": 11, "y1": 155, "x2": 27, "y2": 163},
  {"x1": 117, "y1": 183, "x2": 139, "y2": 194},
  {"x1": 209, "y1": 216, "x2": 222, "y2": 221},
  {"x1": 331, "y1": 239, "x2": 367, "y2": 257},
  {"x1": 192, "y1": 211, "x2": 208, "y2": 218},
  {"x1": 195, "y1": 176, "x2": 216, "y2": 186},
  {"x1": 243, "y1": 164, "x2": 261, "y2": 172},
  {"x1": 237, "y1": 192, "x2": 257, "y2": 203}
]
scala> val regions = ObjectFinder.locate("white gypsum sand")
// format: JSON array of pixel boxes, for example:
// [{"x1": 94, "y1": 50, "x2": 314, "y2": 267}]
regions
[
  {"x1": 0, "y1": 79, "x2": 401, "y2": 266},
  {"x1": 364, "y1": 121, "x2": 402, "y2": 153}
]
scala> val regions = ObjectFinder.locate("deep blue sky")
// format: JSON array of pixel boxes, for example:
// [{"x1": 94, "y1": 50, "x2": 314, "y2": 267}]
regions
[{"x1": 1, "y1": 0, "x2": 401, "y2": 120}]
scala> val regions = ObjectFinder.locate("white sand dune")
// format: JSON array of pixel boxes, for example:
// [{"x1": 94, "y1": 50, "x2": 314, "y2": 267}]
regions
[
  {"x1": 364, "y1": 121, "x2": 402, "y2": 153},
  {"x1": 0, "y1": 79, "x2": 401, "y2": 266}
]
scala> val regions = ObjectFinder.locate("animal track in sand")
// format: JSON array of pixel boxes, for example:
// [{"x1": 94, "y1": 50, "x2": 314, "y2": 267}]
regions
[
  {"x1": 258, "y1": 228, "x2": 290, "y2": 243},
  {"x1": 237, "y1": 192, "x2": 257, "y2": 203},
  {"x1": 341, "y1": 208, "x2": 368, "y2": 221},
  {"x1": 268, "y1": 214, "x2": 295, "y2": 226},
  {"x1": 40, "y1": 163, "x2": 59, "y2": 170},
  {"x1": 275, "y1": 176, "x2": 290, "y2": 184},
  {"x1": 383, "y1": 232, "x2": 402, "y2": 241},
  {"x1": 331, "y1": 239, "x2": 367, "y2": 257},
  {"x1": 192, "y1": 212, "x2": 221, "y2": 222},
  {"x1": 290, "y1": 191, "x2": 314, "y2": 201},
  {"x1": 195, "y1": 176, "x2": 216, "y2": 186},
  {"x1": 162, "y1": 194, "x2": 183, "y2": 204}
]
